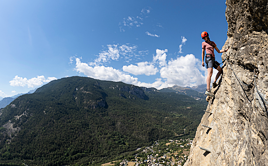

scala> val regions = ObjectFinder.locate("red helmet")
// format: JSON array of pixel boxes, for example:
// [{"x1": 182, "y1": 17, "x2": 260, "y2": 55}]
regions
[{"x1": 201, "y1": 31, "x2": 208, "y2": 38}]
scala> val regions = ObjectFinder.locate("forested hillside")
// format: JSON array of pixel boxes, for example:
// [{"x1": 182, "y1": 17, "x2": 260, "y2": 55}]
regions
[{"x1": 0, "y1": 76, "x2": 207, "y2": 165}]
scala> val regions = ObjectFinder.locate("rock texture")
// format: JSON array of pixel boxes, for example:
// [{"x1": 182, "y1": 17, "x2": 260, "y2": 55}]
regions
[{"x1": 185, "y1": 1, "x2": 268, "y2": 165}]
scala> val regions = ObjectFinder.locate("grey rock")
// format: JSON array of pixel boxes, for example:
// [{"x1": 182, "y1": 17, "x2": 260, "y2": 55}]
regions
[
  {"x1": 119, "y1": 85, "x2": 149, "y2": 100},
  {"x1": 119, "y1": 93, "x2": 126, "y2": 98},
  {"x1": 97, "y1": 99, "x2": 107, "y2": 108},
  {"x1": 185, "y1": 1, "x2": 268, "y2": 165},
  {"x1": 129, "y1": 86, "x2": 148, "y2": 100}
]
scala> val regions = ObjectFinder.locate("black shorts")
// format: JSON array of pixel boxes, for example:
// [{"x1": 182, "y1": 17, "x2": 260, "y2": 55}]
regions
[{"x1": 205, "y1": 56, "x2": 220, "y2": 69}]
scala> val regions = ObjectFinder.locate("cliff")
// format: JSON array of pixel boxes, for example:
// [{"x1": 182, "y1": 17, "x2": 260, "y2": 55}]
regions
[{"x1": 185, "y1": 0, "x2": 268, "y2": 165}]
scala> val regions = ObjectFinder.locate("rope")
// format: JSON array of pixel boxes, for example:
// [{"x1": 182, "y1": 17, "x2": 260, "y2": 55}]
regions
[
  {"x1": 222, "y1": 56, "x2": 268, "y2": 110},
  {"x1": 254, "y1": 74, "x2": 268, "y2": 112},
  {"x1": 226, "y1": 60, "x2": 251, "y2": 103},
  {"x1": 210, "y1": 44, "x2": 268, "y2": 112}
]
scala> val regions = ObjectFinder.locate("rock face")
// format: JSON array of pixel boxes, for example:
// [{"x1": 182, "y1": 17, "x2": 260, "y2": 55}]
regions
[
  {"x1": 118, "y1": 85, "x2": 149, "y2": 100},
  {"x1": 185, "y1": 1, "x2": 268, "y2": 165}
]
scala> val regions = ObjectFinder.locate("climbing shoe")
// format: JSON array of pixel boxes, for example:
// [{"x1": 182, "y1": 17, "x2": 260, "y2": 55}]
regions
[
  {"x1": 205, "y1": 90, "x2": 215, "y2": 97},
  {"x1": 212, "y1": 82, "x2": 217, "y2": 88}
]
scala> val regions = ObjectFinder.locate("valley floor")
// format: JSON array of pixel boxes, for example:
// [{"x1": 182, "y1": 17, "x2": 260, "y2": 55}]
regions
[{"x1": 102, "y1": 138, "x2": 192, "y2": 166}]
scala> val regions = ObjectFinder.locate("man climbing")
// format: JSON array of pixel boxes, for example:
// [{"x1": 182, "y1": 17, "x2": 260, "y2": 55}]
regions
[{"x1": 201, "y1": 31, "x2": 228, "y2": 97}]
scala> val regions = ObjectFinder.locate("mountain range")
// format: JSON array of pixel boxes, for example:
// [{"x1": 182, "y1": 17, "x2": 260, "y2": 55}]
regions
[
  {"x1": 0, "y1": 90, "x2": 36, "y2": 109},
  {"x1": 0, "y1": 85, "x2": 206, "y2": 110},
  {"x1": 0, "y1": 76, "x2": 207, "y2": 165},
  {"x1": 160, "y1": 85, "x2": 206, "y2": 100}
]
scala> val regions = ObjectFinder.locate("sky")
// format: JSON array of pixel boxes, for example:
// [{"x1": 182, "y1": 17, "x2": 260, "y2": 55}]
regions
[{"x1": 0, "y1": 0, "x2": 228, "y2": 98}]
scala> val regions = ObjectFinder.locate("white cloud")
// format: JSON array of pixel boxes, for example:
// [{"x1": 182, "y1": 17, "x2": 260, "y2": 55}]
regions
[
  {"x1": 75, "y1": 58, "x2": 167, "y2": 90},
  {"x1": 123, "y1": 62, "x2": 158, "y2": 76},
  {"x1": 181, "y1": 36, "x2": 187, "y2": 44},
  {"x1": 90, "y1": 44, "x2": 138, "y2": 66},
  {"x1": 73, "y1": 48, "x2": 209, "y2": 90},
  {"x1": 156, "y1": 23, "x2": 163, "y2": 28},
  {"x1": 69, "y1": 57, "x2": 74, "y2": 64},
  {"x1": 205, "y1": 68, "x2": 218, "y2": 86},
  {"x1": 75, "y1": 58, "x2": 139, "y2": 84},
  {"x1": 69, "y1": 55, "x2": 78, "y2": 64},
  {"x1": 146, "y1": 31, "x2": 160, "y2": 38},
  {"x1": 11, "y1": 91, "x2": 16, "y2": 93},
  {"x1": 119, "y1": 7, "x2": 150, "y2": 31},
  {"x1": 138, "y1": 50, "x2": 149, "y2": 56},
  {"x1": 160, "y1": 54, "x2": 206, "y2": 87},
  {"x1": 10, "y1": 75, "x2": 57, "y2": 88},
  {"x1": 119, "y1": 45, "x2": 137, "y2": 56},
  {"x1": 0, "y1": 90, "x2": 6, "y2": 98},
  {"x1": 138, "y1": 78, "x2": 172, "y2": 89},
  {"x1": 120, "y1": 16, "x2": 143, "y2": 30},
  {"x1": 179, "y1": 45, "x2": 183, "y2": 54},
  {"x1": 127, "y1": 16, "x2": 133, "y2": 21},
  {"x1": 179, "y1": 36, "x2": 187, "y2": 53},
  {"x1": 153, "y1": 49, "x2": 167, "y2": 67},
  {"x1": 93, "y1": 44, "x2": 120, "y2": 64},
  {"x1": 141, "y1": 8, "x2": 150, "y2": 14}
]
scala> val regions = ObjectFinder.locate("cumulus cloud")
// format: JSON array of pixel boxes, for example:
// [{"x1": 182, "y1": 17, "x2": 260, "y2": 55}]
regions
[
  {"x1": 123, "y1": 62, "x2": 158, "y2": 76},
  {"x1": 153, "y1": 49, "x2": 167, "y2": 67},
  {"x1": 146, "y1": 31, "x2": 160, "y2": 38},
  {"x1": 10, "y1": 75, "x2": 57, "y2": 88},
  {"x1": 75, "y1": 58, "x2": 139, "y2": 84},
  {"x1": 73, "y1": 48, "x2": 210, "y2": 90},
  {"x1": 160, "y1": 54, "x2": 206, "y2": 87},
  {"x1": 179, "y1": 36, "x2": 187, "y2": 53},
  {"x1": 75, "y1": 58, "x2": 167, "y2": 89},
  {"x1": 138, "y1": 78, "x2": 173, "y2": 89}
]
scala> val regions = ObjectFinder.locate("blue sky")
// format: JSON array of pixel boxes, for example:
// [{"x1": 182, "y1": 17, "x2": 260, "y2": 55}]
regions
[{"x1": 0, "y1": 0, "x2": 228, "y2": 98}]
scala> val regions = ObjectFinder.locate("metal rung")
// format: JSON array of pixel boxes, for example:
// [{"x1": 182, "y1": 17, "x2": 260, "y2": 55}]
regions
[
  {"x1": 202, "y1": 124, "x2": 212, "y2": 129},
  {"x1": 204, "y1": 110, "x2": 212, "y2": 114},
  {"x1": 199, "y1": 146, "x2": 211, "y2": 153}
]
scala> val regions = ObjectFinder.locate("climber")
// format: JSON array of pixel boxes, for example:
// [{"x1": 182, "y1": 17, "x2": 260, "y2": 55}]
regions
[{"x1": 201, "y1": 31, "x2": 228, "y2": 97}]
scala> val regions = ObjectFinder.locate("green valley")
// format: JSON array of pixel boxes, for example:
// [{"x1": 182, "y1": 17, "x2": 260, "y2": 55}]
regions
[{"x1": 0, "y1": 76, "x2": 206, "y2": 165}]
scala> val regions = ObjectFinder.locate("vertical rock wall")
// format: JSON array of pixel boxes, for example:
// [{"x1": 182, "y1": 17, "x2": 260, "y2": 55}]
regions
[{"x1": 185, "y1": 0, "x2": 268, "y2": 165}]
